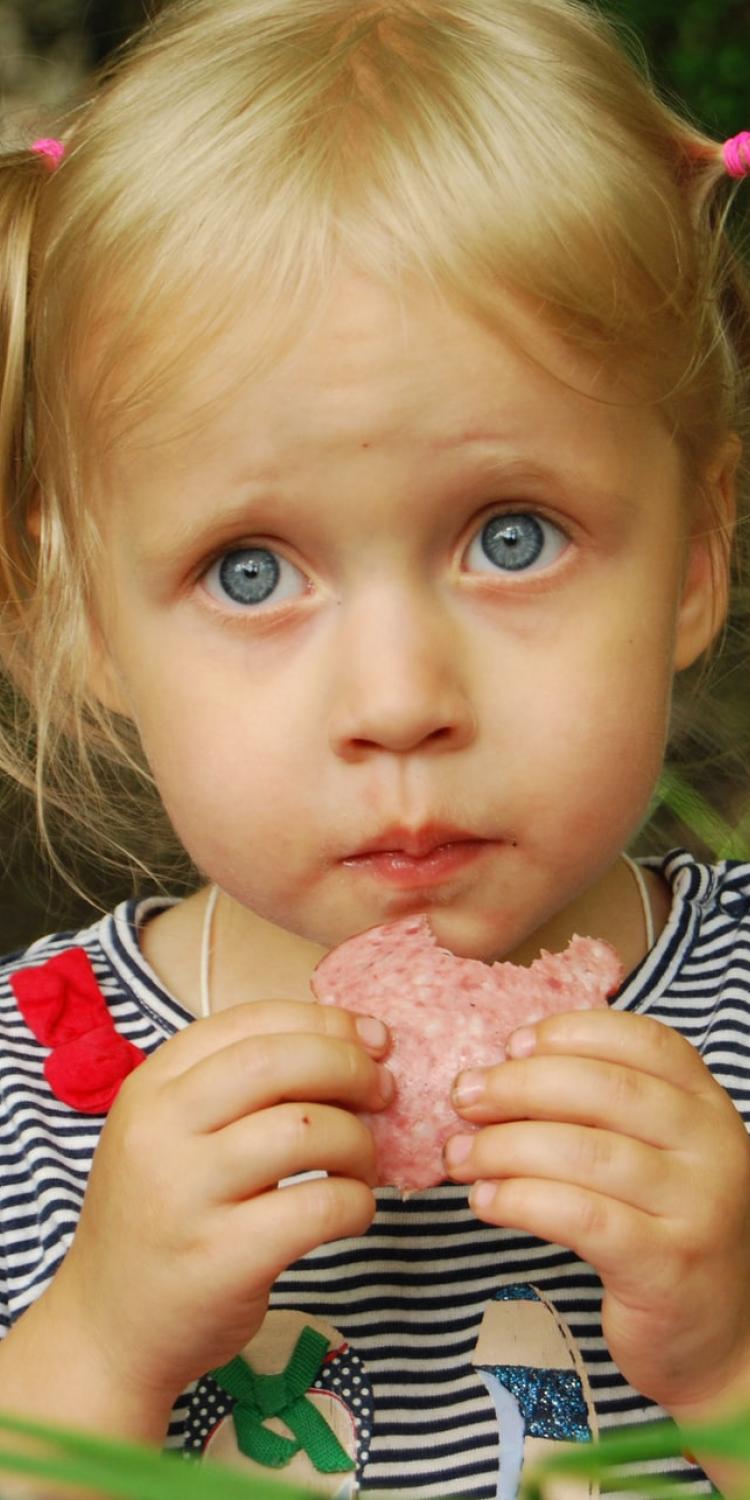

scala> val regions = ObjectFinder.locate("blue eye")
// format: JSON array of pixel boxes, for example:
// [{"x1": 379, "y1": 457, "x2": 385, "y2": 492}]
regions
[
  {"x1": 203, "y1": 547, "x2": 306, "y2": 609},
  {"x1": 466, "y1": 513, "x2": 567, "y2": 575}
]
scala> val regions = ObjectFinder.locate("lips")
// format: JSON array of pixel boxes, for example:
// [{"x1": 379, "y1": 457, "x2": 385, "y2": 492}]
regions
[
  {"x1": 344, "y1": 823, "x2": 484, "y2": 860},
  {"x1": 339, "y1": 824, "x2": 497, "y2": 890}
]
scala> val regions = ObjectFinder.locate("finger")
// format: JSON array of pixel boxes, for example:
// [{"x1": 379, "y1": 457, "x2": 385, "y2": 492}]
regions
[
  {"x1": 226, "y1": 1174, "x2": 377, "y2": 1285},
  {"x1": 141, "y1": 1000, "x2": 390, "y2": 1082},
  {"x1": 168, "y1": 1031, "x2": 394, "y2": 1132},
  {"x1": 467, "y1": 1174, "x2": 663, "y2": 1289},
  {"x1": 208, "y1": 1102, "x2": 378, "y2": 1198},
  {"x1": 452, "y1": 1053, "x2": 698, "y2": 1150},
  {"x1": 506, "y1": 1008, "x2": 712, "y2": 1095},
  {"x1": 444, "y1": 1120, "x2": 681, "y2": 1217}
]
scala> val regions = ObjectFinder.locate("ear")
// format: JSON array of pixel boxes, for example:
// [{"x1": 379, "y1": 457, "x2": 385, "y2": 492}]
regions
[{"x1": 673, "y1": 436, "x2": 739, "y2": 672}]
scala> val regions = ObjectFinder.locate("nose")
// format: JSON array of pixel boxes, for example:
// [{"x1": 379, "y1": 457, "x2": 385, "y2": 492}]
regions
[{"x1": 327, "y1": 582, "x2": 477, "y2": 760}]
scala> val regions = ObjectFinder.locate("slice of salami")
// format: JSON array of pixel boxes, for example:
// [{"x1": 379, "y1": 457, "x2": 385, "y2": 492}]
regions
[{"x1": 312, "y1": 917, "x2": 624, "y2": 1193}]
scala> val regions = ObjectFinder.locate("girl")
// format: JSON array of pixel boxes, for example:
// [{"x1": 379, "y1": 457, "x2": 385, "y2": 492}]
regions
[{"x1": 0, "y1": 1, "x2": 749, "y2": 1496}]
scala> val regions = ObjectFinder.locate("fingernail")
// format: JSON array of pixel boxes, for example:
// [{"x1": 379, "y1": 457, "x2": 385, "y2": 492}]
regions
[
  {"x1": 444, "y1": 1133, "x2": 474, "y2": 1169},
  {"x1": 507, "y1": 1026, "x2": 536, "y2": 1059},
  {"x1": 470, "y1": 1181, "x2": 496, "y2": 1213},
  {"x1": 356, "y1": 1015, "x2": 388, "y2": 1051},
  {"x1": 377, "y1": 1065, "x2": 395, "y2": 1104},
  {"x1": 452, "y1": 1069, "x2": 486, "y2": 1107}
]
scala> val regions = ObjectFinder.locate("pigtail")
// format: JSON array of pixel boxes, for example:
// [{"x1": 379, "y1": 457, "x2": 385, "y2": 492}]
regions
[
  {"x1": 715, "y1": 224, "x2": 750, "y2": 439},
  {"x1": 691, "y1": 136, "x2": 750, "y2": 540},
  {"x1": 641, "y1": 127, "x2": 750, "y2": 857},
  {"x1": 0, "y1": 147, "x2": 74, "y2": 834},
  {"x1": 0, "y1": 150, "x2": 50, "y2": 641},
  {"x1": 680, "y1": 132, "x2": 750, "y2": 405}
]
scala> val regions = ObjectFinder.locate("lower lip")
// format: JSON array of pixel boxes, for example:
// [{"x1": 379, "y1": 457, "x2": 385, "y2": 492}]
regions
[{"x1": 342, "y1": 840, "x2": 491, "y2": 888}]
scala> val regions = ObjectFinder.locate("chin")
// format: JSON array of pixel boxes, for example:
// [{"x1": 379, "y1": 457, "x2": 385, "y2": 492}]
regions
[{"x1": 414, "y1": 905, "x2": 516, "y2": 964}]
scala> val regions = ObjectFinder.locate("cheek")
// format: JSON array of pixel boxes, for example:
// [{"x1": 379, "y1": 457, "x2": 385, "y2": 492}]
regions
[
  {"x1": 127, "y1": 664, "x2": 313, "y2": 863},
  {"x1": 511, "y1": 623, "x2": 673, "y2": 746},
  {"x1": 149, "y1": 739, "x2": 317, "y2": 916},
  {"x1": 504, "y1": 614, "x2": 673, "y2": 830}
]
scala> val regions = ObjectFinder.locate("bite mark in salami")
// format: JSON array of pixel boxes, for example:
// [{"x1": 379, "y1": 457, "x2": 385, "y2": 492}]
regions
[{"x1": 312, "y1": 916, "x2": 624, "y2": 1193}]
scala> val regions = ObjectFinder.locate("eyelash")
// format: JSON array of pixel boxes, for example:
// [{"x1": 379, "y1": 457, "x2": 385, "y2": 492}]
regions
[
  {"x1": 201, "y1": 547, "x2": 308, "y2": 613},
  {"x1": 198, "y1": 510, "x2": 570, "y2": 614}
]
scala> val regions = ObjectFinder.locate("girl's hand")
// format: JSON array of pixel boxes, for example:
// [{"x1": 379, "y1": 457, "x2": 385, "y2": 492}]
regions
[
  {"x1": 444, "y1": 1009, "x2": 750, "y2": 1417},
  {"x1": 53, "y1": 1001, "x2": 392, "y2": 1415}
]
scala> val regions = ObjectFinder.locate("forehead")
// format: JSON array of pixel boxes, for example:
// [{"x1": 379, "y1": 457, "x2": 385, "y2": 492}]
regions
[
  {"x1": 101, "y1": 273, "x2": 687, "y2": 549},
  {"x1": 111, "y1": 272, "x2": 675, "y2": 480}
]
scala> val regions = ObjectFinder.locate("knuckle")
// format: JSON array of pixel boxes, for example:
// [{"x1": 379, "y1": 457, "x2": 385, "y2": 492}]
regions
[
  {"x1": 241, "y1": 1033, "x2": 280, "y2": 1080},
  {"x1": 307, "y1": 1175, "x2": 363, "y2": 1240},
  {"x1": 338, "y1": 1039, "x2": 377, "y2": 1099},
  {"x1": 233, "y1": 1000, "x2": 277, "y2": 1032},
  {"x1": 667, "y1": 1230, "x2": 703, "y2": 1280},
  {"x1": 230, "y1": 1000, "x2": 315, "y2": 1037},
  {"x1": 357, "y1": 1118, "x2": 379, "y2": 1171},
  {"x1": 319, "y1": 1004, "x2": 352, "y2": 1039},
  {"x1": 342, "y1": 1039, "x2": 364, "y2": 1084},
  {"x1": 694, "y1": 1165, "x2": 746, "y2": 1244},
  {"x1": 610, "y1": 1063, "x2": 643, "y2": 1116},
  {"x1": 644, "y1": 1015, "x2": 675, "y2": 1064},
  {"x1": 577, "y1": 1128, "x2": 613, "y2": 1177},
  {"x1": 578, "y1": 1190, "x2": 611, "y2": 1241}
]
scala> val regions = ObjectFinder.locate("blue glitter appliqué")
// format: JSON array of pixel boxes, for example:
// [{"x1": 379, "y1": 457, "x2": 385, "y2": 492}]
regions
[
  {"x1": 486, "y1": 1366, "x2": 590, "y2": 1444},
  {"x1": 493, "y1": 1285, "x2": 541, "y2": 1304}
]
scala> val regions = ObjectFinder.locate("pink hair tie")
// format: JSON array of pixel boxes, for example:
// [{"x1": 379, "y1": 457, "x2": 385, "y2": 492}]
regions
[
  {"x1": 30, "y1": 138, "x2": 65, "y2": 172},
  {"x1": 722, "y1": 132, "x2": 750, "y2": 179}
]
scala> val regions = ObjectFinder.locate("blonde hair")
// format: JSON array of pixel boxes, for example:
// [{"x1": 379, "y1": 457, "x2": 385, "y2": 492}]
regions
[{"x1": 0, "y1": 0, "x2": 748, "y2": 892}]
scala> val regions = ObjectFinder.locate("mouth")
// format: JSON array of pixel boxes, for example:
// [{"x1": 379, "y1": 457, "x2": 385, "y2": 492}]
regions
[
  {"x1": 341, "y1": 824, "x2": 497, "y2": 889},
  {"x1": 346, "y1": 823, "x2": 485, "y2": 859}
]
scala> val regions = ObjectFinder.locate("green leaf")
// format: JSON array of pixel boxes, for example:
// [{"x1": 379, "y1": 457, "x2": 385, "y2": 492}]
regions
[
  {"x1": 3, "y1": 1407, "x2": 750, "y2": 1500},
  {"x1": 0, "y1": 1410, "x2": 312, "y2": 1500},
  {"x1": 656, "y1": 768, "x2": 750, "y2": 860},
  {"x1": 523, "y1": 1411, "x2": 750, "y2": 1500}
]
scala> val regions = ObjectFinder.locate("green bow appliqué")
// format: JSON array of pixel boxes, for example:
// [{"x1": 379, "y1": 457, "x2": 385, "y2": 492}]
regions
[{"x1": 211, "y1": 1326, "x2": 356, "y2": 1474}]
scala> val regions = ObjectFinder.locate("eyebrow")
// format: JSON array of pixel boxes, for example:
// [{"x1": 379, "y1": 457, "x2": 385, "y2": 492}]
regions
[{"x1": 134, "y1": 450, "x2": 638, "y2": 572}]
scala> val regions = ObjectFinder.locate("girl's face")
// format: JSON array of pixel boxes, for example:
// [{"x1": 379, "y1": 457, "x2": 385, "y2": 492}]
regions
[{"x1": 94, "y1": 274, "x2": 722, "y2": 962}]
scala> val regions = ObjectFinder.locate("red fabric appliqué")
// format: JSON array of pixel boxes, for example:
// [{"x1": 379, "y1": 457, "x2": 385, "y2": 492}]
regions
[{"x1": 10, "y1": 948, "x2": 147, "y2": 1114}]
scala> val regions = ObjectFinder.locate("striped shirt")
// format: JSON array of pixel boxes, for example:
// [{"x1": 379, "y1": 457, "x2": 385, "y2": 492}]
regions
[{"x1": 1, "y1": 848, "x2": 749, "y2": 1497}]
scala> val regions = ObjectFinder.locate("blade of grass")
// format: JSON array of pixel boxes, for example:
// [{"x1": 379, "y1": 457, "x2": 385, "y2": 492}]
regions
[
  {"x1": 729, "y1": 796, "x2": 750, "y2": 859},
  {"x1": 0, "y1": 1447, "x2": 250, "y2": 1500},
  {"x1": 657, "y1": 769, "x2": 749, "y2": 860},
  {"x1": 0, "y1": 1411, "x2": 313, "y2": 1500},
  {"x1": 526, "y1": 1466, "x2": 703, "y2": 1500},
  {"x1": 597, "y1": 1481, "x2": 700, "y2": 1500},
  {"x1": 524, "y1": 1411, "x2": 750, "y2": 1492}
]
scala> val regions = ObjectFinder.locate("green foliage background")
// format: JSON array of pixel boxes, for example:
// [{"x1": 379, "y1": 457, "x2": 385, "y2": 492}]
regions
[
  {"x1": 605, "y1": 0, "x2": 750, "y2": 135},
  {"x1": 76, "y1": 0, "x2": 750, "y2": 135},
  {"x1": 83, "y1": 0, "x2": 750, "y2": 136}
]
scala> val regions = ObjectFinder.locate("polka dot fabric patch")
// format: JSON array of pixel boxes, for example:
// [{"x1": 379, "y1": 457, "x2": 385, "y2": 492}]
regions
[
  {"x1": 185, "y1": 1341, "x2": 374, "y2": 1479},
  {"x1": 314, "y1": 1345, "x2": 374, "y2": 1476}
]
